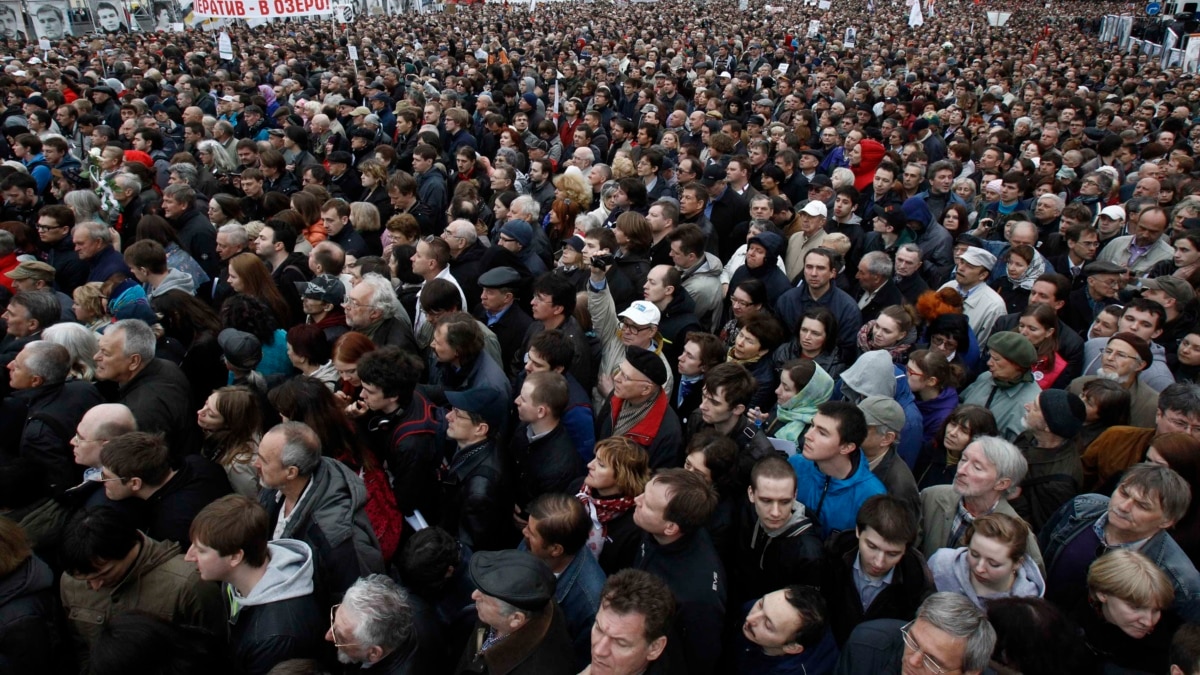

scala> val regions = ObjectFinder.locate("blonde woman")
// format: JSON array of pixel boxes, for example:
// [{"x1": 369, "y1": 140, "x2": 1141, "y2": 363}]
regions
[
  {"x1": 1078, "y1": 549, "x2": 1180, "y2": 673},
  {"x1": 350, "y1": 201, "x2": 382, "y2": 256},
  {"x1": 72, "y1": 281, "x2": 111, "y2": 333}
]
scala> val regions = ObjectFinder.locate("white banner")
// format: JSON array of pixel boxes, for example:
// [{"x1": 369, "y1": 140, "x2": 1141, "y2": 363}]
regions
[
  {"x1": 0, "y1": 1, "x2": 28, "y2": 42},
  {"x1": 28, "y1": 1, "x2": 70, "y2": 39},
  {"x1": 1186, "y1": 34, "x2": 1200, "y2": 74},
  {"x1": 192, "y1": 0, "x2": 334, "y2": 19},
  {"x1": 908, "y1": 0, "x2": 923, "y2": 26}
]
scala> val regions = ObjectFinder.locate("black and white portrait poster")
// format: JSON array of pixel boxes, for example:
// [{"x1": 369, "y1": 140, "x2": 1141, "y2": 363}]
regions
[
  {"x1": 91, "y1": 0, "x2": 129, "y2": 33},
  {"x1": 0, "y1": 2, "x2": 28, "y2": 43},
  {"x1": 28, "y1": 1, "x2": 71, "y2": 40}
]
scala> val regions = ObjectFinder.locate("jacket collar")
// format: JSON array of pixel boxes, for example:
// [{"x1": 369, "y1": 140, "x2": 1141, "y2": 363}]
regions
[
  {"x1": 609, "y1": 391, "x2": 669, "y2": 447},
  {"x1": 475, "y1": 603, "x2": 556, "y2": 674}
]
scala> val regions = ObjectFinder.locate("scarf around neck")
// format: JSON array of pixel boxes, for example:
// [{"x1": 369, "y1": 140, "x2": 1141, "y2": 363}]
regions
[{"x1": 774, "y1": 363, "x2": 835, "y2": 442}]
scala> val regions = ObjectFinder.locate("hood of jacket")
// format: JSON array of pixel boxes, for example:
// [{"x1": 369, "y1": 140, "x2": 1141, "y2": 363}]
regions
[
  {"x1": 0, "y1": 554, "x2": 53, "y2": 605},
  {"x1": 928, "y1": 546, "x2": 1045, "y2": 605},
  {"x1": 751, "y1": 230, "x2": 784, "y2": 268},
  {"x1": 840, "y1": 350, "x2": 897, "y2": 398},
  {"x1": 901, "y1": 196, "x2": 934, "y2": 229},
  {"x1": 750, "y1": 500, "x2": 814, "y2": 544},
  {"x1": 663, "y1": 285, "x2": 698, "y2": 318},
  {"x1": 280, "y1": 457, "x2": 369, "y2": 549},
  {"x1": 686, "y1": 252, "x2": 725, "y2": 279},
  {"x1": 852, "y1": 139, "x2": 886, "y2": 192},
  {"x1": 150, "y1": 267, "x2": 196, "y2": 297},
  {"x1": 234, "y1": 539, "x2": 315, "y2": 607}
]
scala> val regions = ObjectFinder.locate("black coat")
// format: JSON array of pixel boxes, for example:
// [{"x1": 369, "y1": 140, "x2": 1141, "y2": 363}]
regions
[
  {"x1": 362, "y1": 391, "x2": 443, "y2": 518},
  {"x1": 474, "y1": 302, "x2": 532, "y2": 380},
  {"x1": 596, "y1": 395, "x2": 684, "y2": 469},
  {"x1": 230, "y1": 593, "x2": 325, "y2": 675},
  {"x1": 730, "y1": 500, "x2": 823, "y2": 608},
  {"x1": 685, "y1": 415, "x2": 782, "y2": 491},
  {"x1": 450, "y1": 241, "x2": 489, "y2": 314},
  {"x1": 820, "y1": 529, "x2": 934, "y2": 646},
  {"x1": 635, "y1": 529, "x2": 727, "y2": 675},
  {"x1": 510, "y1": 424, "x2": 586, "y2": 511},
  {"x1": 0, "y1": 380, "x2": 103, "y2": 493},
  {"x1": 710, "y1": 188, "x2": 750, "y2": 260},
  {"x1": 439, "y1": 439, "x2": 514, "y2": 552},
  {"x1": 895, "y1": 272, "x2": 930, "y2": 305},
  {"x1": 0, "y1": 555, "x2": 60, "y2": 674},
  {"x1": 40, "y1": 235, "x2": 88, "y2": 295},
  {"x1": 859, "y1": 279, "x2": 906, "y2": 324},
  {"x1": 1062, "y1": 287, "x2": 1112, "y2": 337},
  {"x1": 169, "y1": 207, "x2": 219, "y2": 277},
  {"x1": 115, "y1": 358, "x2": 200, "y2": 459},
  {"x1": 454, "y1": 604, "x2": 575, "y2": 675},
  {"x1": 144, "y1": 454, "x2": 233, "y2": 550},
  {"x1": 657, "y1": 292, "x2": 703, "y2": 376}
]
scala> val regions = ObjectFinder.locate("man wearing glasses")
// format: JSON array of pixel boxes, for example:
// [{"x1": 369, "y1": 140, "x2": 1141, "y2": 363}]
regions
[
  {"x1": 1096, "y1": 205, "x2": 1174, "y2": 279},
  {"x1": 1069, "y1": 332, "x2": 1158, "y2": 429},
  {"x1": 1062, "y1": 260, "x2": 1124, "y2": 336},
  {"x1": 328, "y1": 574, "x2": 435, "y2": 671},
  {"x1": 185, "y1": 495, "x2": 324, "y2": 674},
  {"x1": 835, "y1": 592, "x2": 995, "y2": 675},
  {"x1": 36, "y1": 203, "x2": 87, "y2": 295},
  {"x1": 1079, "y1": 298, "x2": 1175, "y2": 392}
]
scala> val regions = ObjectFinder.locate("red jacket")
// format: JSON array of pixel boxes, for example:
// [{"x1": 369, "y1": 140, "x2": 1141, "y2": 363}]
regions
[{"x1": 0, "y1": 252, "x2": 18, "y2": 293}]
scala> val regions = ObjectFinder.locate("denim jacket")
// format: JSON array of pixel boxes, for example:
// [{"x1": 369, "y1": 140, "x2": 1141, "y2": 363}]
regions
[
  {"x1": 1039, "y1": 493, "x2": 1200, "y2": 622},
  {"x1": 518, "y1": 542, "x2": 606, "y2": 669}
]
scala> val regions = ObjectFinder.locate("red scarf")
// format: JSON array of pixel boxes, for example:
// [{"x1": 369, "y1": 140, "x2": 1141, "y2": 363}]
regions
[{"x1": 578, "y1": 485, "x2": 635, "y2": 525}]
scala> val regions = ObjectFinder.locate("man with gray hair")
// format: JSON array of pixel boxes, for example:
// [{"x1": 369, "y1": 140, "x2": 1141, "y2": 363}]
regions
[
  {"x1": 254, "y1": 421, "x2": 384, "y2": 604},
  {"x1": 328, "y1": 574, "x2": 439, "y2": 671},
  {"x1": 443, "y1": 218, "x2": 486, "y2": 312},
  {"x1": 3, "y1": 340, "x2": 102, "y2": 492},
  {"x1": 95, "y1": 319, "x2": 197, "y2": 456},
  {"x1": 344, "y1": 272, "x2": 417, "y2": 352},
  {"x1": 855, "y1": 251, "x2": 903, "y2": 323},
  {"x1": 71, "y1": 220, "x2": 131, "y2": 282},
  {"x1": 835, "y1": 592, "x2": 996, "y2": 675},
  {"x1": 1040, "y1": 462, "x2": 1200, "y2": 622},
  {"x1": 917, "y1": 435, "x2": 1043, "y2": 569},
  {"x1": 893, "y1": 242, "x2": 929, "y2": 304},
  {"x1": 211, "y1": 222, "x2": 248, "y2": 307},
  {"x1": 162, "y1": 183, "x2": 218, "y2": 277}
]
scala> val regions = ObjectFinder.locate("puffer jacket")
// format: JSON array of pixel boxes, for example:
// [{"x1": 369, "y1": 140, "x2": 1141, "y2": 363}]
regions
[
  {"x1": 927, "y1": 545, "x2": 1045, "y2": 610},
  {"x1": 259, "y1": 457, "x2": 384, "y2": 605}
]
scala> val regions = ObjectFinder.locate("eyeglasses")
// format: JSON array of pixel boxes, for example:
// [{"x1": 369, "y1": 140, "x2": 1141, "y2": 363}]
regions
[
  {"x1": 899, "y1": 621, "x2": 959, "y2": 675},
  {"x1": 620, "y1": 321, "x2": 654, "y2": 335},
  {"x1": 906, "y1": 366, "x2": 926, "y2": 379},
  {"x1": 329, "y1": 604, "x2": 359, "y2": 648},
  {"x1": 930, "y1": 336, "x2": 957, "y2": 349},
  {"x1": 1163, "y1": 413, "x2": 1200, "y2": 435},
  {"x1": 613, "y1": 369, "x2": 654, "y2": 385},
  {"x1": 1102, "y1": 347, "x2": 1141, "y2": 363},
  {"x1": 36, "y1": 223, "x2": 66, "y2": 231},
  {"x1": 342, "y1": 299, "x2": 374, "y2": 310}
]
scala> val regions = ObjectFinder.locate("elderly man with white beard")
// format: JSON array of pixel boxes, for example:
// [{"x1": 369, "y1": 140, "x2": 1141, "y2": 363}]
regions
[{"x1": 1069, "y1": 332, "x2": 1159, "y2": 429}]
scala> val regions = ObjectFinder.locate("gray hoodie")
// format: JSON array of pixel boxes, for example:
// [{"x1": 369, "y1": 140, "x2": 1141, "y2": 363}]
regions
[
  {"x1": 148, "y1": 267, "x2": 197, "y2": 297},
  {"x1": 1082, "y1": 336, "x2": 1174, "y2": 392},
  {"x1": 926, "y1": 546, "x2": 1045, "y2": 610},
  {"x1": 231, "y1": 539, "x2": 315, "y2": 608},
  {"x1": 839, "y1": 350, "x2": 896, "y2": 398}
]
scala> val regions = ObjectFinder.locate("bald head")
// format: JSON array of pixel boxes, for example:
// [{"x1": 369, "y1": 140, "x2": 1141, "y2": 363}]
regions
[
  {"x1": 1009, "y1": 221, "x2": 1039, "y2": 248},
  {"x1": 1134, "y1": 177, "x2": 1161, "y2": 198},
  {"x1": 73, "y1": 404, "x2": 137, "y2": 469}
]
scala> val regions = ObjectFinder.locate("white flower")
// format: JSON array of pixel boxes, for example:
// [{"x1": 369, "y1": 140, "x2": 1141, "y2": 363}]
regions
[{"x1": 89, "y1": 147, "x2": 102, "y2": 158}]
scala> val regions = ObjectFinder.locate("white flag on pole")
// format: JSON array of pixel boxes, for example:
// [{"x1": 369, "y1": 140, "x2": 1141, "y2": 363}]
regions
[{"x1": 908, "y1": 1, "x2": 923, "y2": 26}]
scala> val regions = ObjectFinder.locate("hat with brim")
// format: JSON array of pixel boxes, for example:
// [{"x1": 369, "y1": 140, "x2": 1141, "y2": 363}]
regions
[{"x1": 959, "y1": 246, "x2": 997, "y2": 271}]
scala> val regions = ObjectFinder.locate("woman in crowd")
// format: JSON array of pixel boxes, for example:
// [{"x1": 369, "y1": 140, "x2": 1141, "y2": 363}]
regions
[
  {"x1": 758, "y1": 359, "x2": 834, "y2": 446},
  {"x1": 683, "y1": 433, "x2": 741, "y2": 556},
  {"x1": 1073, "y1": 379, "x2": 1131, "y2": 455},
  {"x1": 350, "y1": 201, "x2": 382, "y2": 256},
  {"x1": 917, "y1": 404, "x2": 998, "y2": 489},
  {"x1": 719, "y1": 278, "x2": 768, "y2": 349},
  {"x1": 332, "y1": 331, "x2": 377, "y2": 404},
  {"x1": 925, "y1": 312, "x2": 979, "y2": 380},
  {"x1": 286, "y1": 323, "x2": 338, "y2": 391},
  {"x1": 856, "y1": 304, "x2": 919, "y2": 364},
  {"x1": 196, "y1": 385, "x2": 261, "y2": 498},
  {"x1": 928, "y1": 513, "x2": 1045, "y2": 609},
  {"x1": 1075, "y1": 550, "x2": 1181, "y2": 674},
  {"x1": 291, "y1": 191, "x2": 327, "y2": 247},
  {"x1": 225, "y1": 252, "x2": 291, "y2": 327},
  {"x1": 1017, "y1": 303, "x2": 1068, "y2": 389},
  {"x1": 219, "y1": 294, "x2": 292, "y2": 378},
  {"x1": 575, "y1": 436, "x2": 650, "y2": 575},
  {"x1": 994, "y1": 244, "x2": 1038, "y2": 314},
  {"x1": 1178, "y1": 328, "x2": 1200, "y2": 383},
  {"x1": 773, "y1": 306, "x2": 845, "y2": 380},
  {"x1": 985, "y1": 598, "x2": 1095, "y2": 675},
  {"x1": 940, "y1": 203, "x2": 969, "y2": 240},
  {"x1": 152, "y1": 289, "x2": 226, "y2": 408},
  {"x1": 729, "y1": 312, "x2": 788, "y2": 411},
  {"x1": 42, "y1": 323, "x2": 99, "y2": 382},
  {"x1": 358, "y1": 159, "x2": 394, "y2": 225},
  {"x1": 207, "y1": 193, "x2": 244, "y2": 228},
  {"x1": 0, "y1": 518, "x2": 57, "y2": 674},
  {"x1": 906, "y1": 349, "x2": 960, "y2": 447},
  {"x1": 72, "y1": 282, "x2": 111, "y2": 334},
  {"x1": 267, "y1": 376, "x2": 402, "y2": 561},
  {"x1": 196, "y1": 139, "x2": 238, "y2": 176}
]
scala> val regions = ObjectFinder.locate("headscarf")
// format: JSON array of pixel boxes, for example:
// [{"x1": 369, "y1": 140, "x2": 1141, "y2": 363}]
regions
[
  {"x1": 773, "y1": 363, "x2": 835, "y2": 443},
  {"x1": 1006, "y1": 248, "x2": 1048, "y2": 290}
]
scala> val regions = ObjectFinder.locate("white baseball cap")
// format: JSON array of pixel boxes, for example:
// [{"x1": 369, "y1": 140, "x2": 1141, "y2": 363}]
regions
[{"x1": 618, "y1": 301, "x2": 661, "y2": 327}]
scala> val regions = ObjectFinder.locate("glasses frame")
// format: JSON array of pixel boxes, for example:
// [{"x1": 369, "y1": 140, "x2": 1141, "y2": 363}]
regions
[
  {"x1": 330, "y1": 604, "x2": 360, "y2": 648},
  {"x1": 899, "y1": 621, "x2": 959, "y2": 675}
]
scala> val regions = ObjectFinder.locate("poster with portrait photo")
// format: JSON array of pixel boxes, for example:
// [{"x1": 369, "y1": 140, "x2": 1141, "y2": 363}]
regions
[
  {"x1": 0, "y1": 1, "x2": 28, "y2": 43},
  {"x1": 90, "y1": 0, "x2": 128, "y2": 33},
  {"x1": 28, "y1": 1, "x2": 71, "y2": 40}
]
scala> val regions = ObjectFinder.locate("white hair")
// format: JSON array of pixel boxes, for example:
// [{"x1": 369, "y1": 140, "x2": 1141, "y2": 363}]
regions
[{"x1": 43, "y1": 322, "x2": 99, "y2": 381}]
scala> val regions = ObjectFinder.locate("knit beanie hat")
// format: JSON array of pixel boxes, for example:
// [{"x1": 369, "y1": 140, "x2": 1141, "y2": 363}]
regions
[{"x1": 1038, "y1": 390, "x2": 1086, "y2": 439}]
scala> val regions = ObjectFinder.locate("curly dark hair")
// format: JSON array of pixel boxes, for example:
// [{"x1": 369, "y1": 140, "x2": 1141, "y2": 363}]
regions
[{"x1": 219, "y1": 294, "x2": 280, "y2": 346}]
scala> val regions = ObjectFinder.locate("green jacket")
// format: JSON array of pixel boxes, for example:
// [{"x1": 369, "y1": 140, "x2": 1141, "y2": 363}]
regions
[{"x1": 60, "y1": 534, "x2": 225, "y2": 673}]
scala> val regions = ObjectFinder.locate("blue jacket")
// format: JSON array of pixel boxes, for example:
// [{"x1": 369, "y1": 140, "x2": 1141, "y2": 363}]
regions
[
  {"x1": 1039, "y1": 493, "x2": 1200, "y2": 623},
  {"x1": 554, "y1": 548, "x2": 606, "y2": 669},
  {"x1": 891, "y1": 366, "x2": 925, "y2": 470},
  {"x1": 86, "y1": 245, "x2": 131, "y2": 283},
  {"x1": 23, "y1": 154, "x2": 51, "y2": 194},
  {"x1": 789, "y1": 451, "x2": 886, "y2": 539}
]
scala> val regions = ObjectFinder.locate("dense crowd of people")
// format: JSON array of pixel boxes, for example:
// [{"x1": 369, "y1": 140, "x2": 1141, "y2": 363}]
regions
[{"x1": 4, "y1": 0, "x2": 1200, "y2": 673}]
